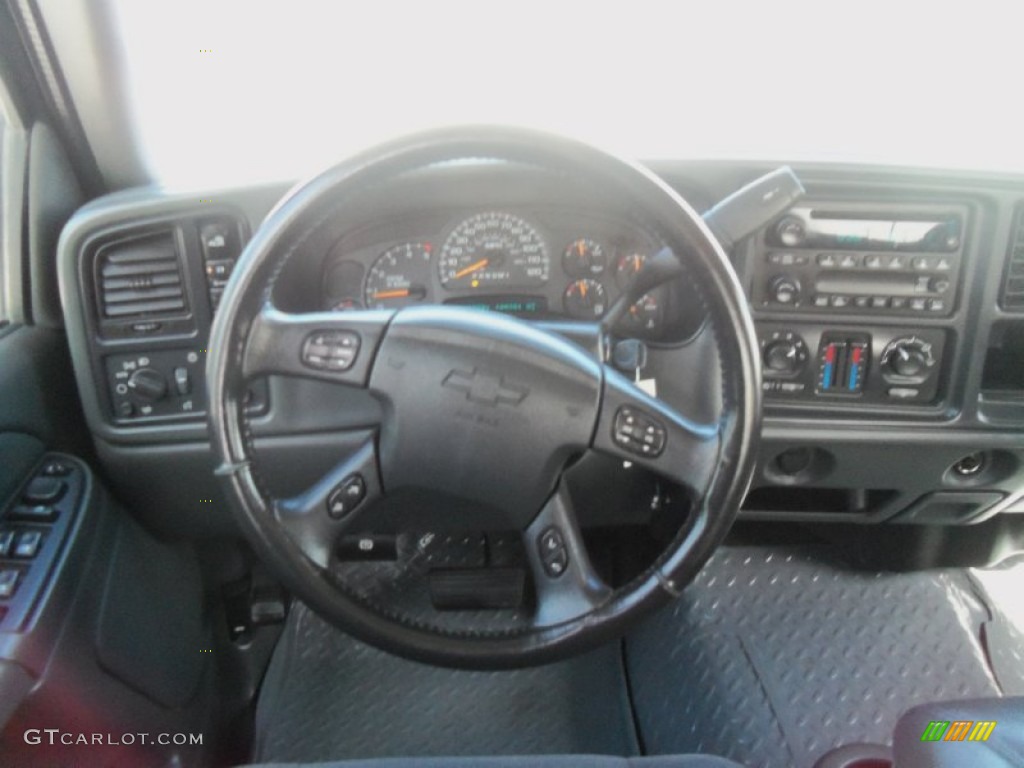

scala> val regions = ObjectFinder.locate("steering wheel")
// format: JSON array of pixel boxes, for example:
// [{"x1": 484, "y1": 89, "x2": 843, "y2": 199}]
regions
[{"x1": 207, "y1": 127, "x2": 761, "y2": 669}]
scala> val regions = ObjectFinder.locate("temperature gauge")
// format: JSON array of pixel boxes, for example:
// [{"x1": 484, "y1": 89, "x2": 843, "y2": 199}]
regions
[{"x1": 563, "y1": 279, "x2": 608, "y2": 319}]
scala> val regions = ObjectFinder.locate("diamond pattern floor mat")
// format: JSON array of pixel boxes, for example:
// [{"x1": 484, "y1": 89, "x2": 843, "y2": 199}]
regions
[
  {"x1": 253, "y1": 602, "x2": 638, "y2": 763},
  {"x1": 626, "y1": 546, "x2": 1004, "y2": 768}
]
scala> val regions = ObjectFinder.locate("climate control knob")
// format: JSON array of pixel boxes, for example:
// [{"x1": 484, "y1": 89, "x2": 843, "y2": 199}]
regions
[
  {"x1": 761, "y1": 331, "x2": 809, "y2": 376},
  {"x1": 769, "y1": 275, "x2": 801, "y2": 305},
  {"x1": 127, "y1": 367, "x2": 168, "y2": 401},
  {"x1": 881, "y1": 337, "x2": 935, "y2": 380}
]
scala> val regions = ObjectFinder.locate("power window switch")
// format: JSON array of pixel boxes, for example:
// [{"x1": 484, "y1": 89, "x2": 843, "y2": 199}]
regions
[
  {"x1": 13, "y1": 531, "x2": 42, "y2": 559},
  {"x1": 10, "y1": 504, "x2": 57, "y2": 523},
  {"x1": 0, "y1": 569, "x2": 18, "y2": 599},
  {"x1": 0, "y1": 530, "x2": 14, "y2": 557}
]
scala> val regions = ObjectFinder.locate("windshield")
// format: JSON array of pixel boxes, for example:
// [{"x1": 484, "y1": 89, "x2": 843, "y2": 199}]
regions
[{"x1": 110, "y1": 0, "x2": 1018, "y2": 187}]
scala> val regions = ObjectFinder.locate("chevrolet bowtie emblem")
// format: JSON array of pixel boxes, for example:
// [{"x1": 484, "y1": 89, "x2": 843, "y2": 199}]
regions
[{"x1": 442, "y1": 368, "x2": 529, "y2": 407}]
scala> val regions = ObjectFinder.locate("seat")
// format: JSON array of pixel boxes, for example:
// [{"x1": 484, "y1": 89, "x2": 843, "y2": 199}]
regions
[{"x1": 242, "y1": 755, "x2": 747, "y2": 768}]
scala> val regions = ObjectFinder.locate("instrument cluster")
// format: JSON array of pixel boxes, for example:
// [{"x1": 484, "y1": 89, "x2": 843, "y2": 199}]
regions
[{"x1": 322, "y1": 209, "x2": 672, "y2": 336}]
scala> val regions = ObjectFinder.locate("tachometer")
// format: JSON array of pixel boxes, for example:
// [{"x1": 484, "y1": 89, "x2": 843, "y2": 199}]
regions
[
  {"x1": 439, "y1": 212, "x2": 548, "y2": 289},
  {"x1": 364, "y1": 242, "x2": 433, "y2": 309}
]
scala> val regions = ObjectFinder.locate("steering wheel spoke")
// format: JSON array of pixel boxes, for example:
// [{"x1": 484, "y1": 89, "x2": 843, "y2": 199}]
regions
[
  {"x1": 273, "y1": 438, "x2": 382, "y2": 568},
  {"x1": 243, "y1": 303, "x2": 392, "y2": 385},
  {"x1": 593, "y1": 366, "x2": 721, "y2": 497},
  {"x1": 523, "y1": 481, "x2": 612, "y2": 627}
]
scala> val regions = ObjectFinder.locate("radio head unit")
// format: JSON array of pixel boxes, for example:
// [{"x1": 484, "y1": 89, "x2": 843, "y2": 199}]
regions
[{"x1": 750, "y1": 202, "x2": 967, "y2": 317}]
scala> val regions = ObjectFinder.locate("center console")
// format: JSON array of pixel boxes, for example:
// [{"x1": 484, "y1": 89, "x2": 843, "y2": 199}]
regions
[{"x1": 747, "y1": 201, "x2": 968, "y2": 413}]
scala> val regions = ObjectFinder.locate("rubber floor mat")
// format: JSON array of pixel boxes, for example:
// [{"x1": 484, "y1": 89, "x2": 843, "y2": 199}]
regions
[
  {"x1": 254, "y1": 602, "x2": 638, "y2": 763},
  {"x1": 626, "y1": 546, "x2": 1002, "y2": 768}
]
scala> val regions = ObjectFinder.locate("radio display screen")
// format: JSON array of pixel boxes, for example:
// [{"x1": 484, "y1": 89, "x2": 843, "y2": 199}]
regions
[{"x1": 773, "y1": 209, "x2": 962, "y2": 252}]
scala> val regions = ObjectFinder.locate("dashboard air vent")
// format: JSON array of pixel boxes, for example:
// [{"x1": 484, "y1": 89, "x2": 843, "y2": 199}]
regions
[
  {"x1": 96, "y1": 231, "x2": 187, "y2": 319},
  {"x1": 1002, "y1": 207, "x2": 1024, "y2": 311}
]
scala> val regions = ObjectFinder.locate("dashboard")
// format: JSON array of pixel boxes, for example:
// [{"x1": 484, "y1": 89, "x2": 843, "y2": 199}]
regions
[
  {"x1": 320, "y1": 208, "x2": 677, "y2": 336},
  {"x1": 55, "y1": 160, "x2": 1024, "y2": 538}
]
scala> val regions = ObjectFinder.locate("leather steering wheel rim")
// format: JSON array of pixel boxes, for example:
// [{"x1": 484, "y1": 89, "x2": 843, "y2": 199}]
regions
[{"x1": 207, "y1": 126, "x2": 761, "y2": 669}]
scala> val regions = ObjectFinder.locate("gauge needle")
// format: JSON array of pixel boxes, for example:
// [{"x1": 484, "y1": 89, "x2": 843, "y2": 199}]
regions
[
  {"x1": 373, "y1": 286, "x2": 427, "y2": 301},
  {"x1": 580, "y1": 281, "x2": 588, "y2": 298},
  {"x1": 373, "y1": 289, "x2": 411, "y2": 300},
  {"x1": 453, "y1": 258, "x2": 489, "y2": 280}
]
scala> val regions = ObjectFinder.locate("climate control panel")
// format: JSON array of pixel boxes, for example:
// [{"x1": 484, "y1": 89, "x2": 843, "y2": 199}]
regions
[{"x1": 757, "y1": 323, "x2": 946, "y2": 406}]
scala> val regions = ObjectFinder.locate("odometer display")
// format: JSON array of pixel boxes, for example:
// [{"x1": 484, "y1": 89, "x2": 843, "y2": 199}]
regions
[{"x1": 439, "y1": 212, "x2": 549, "y2": 290}]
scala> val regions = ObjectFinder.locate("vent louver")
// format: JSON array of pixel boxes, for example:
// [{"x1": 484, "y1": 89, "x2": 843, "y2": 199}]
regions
[
  {"x1": 97, "y1": 232, "x2": 186, "y2": 319},
  {"x1": 1002, "y1": 208, "x2": 1024, "y2": 311}
]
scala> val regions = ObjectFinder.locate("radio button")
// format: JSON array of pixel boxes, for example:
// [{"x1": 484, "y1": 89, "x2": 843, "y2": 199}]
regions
[
  {"x1": 839, "y1": 254, "x2": 861, "y2": 269},
  {"x1": 776, "y1": 217, "x2": 806, "y2": 247},
  {"x1": 871, "y1": 296, "x2": 890, "y2": 309},
  {"x1": 910, "y1": 298, "x2": 928, "y2": 311},
  {"x1": 813, "y1": 295, "x2": 830, "y2": 308},
  {"x1": 928, "y1": 299, "x2": 946, "y2": 312},
  {"x1": 817, "y1": 253, "x2": 837, "y2": 268},
  {"x1": 830, "y1": 295, "x2": 850, "y2": 308},
  {"x1": 890, "y1": 297, "x2": 908, "y2": 309},
  {"x1": 912, "y1": 256, "x2": 933, "y2": 270},
  {"x1": 854, "y1": 296, "x2": 871, "y2": 308},
  {"x1": 794, "y1": 253, "x2": 810, "y2": 265},
  {"x1": 931, "y1": 278, "x2": 951, "y2": 293},
  {"x1": 889, "y1": 255, "x2": 908, "y2": 270},
  {"x1": 769, "y1": 276, "x2": 801, "y2": 305},
  {"x1": 936, "y1": 258, "x2": 953, "y2": 271},
  {"x1": 864, "y1": 255, "x2": 885, "y2": 269}
]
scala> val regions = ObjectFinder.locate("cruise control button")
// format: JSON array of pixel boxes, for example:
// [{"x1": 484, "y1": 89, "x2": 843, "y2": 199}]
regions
[
  {"x1": 538, "y1": 526, "x2": 569, "y2": 578},
  {"x1": 613, "y1": 407, "x2": 667, "y2": 458},
  {"x1": 0, "y1": 530, "x2": 14, "y2": 557},
  {"x1": 302, "y1": 331, "x2": 360, "y2": 372},
  {"x1": 13, "y1": 531, "x2": 43, "y2": 559},
  {"x1": 0, "y1": 569, "x2": 18, "y2": 599},
  {"x1": 326, "y1": 474, "x2": 366, "y2": 519}
]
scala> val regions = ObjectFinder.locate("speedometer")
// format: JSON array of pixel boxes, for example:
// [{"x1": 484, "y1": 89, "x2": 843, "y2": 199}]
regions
[{"x1": 439, "y1": 212, "x2": 548, "y2": 290}]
